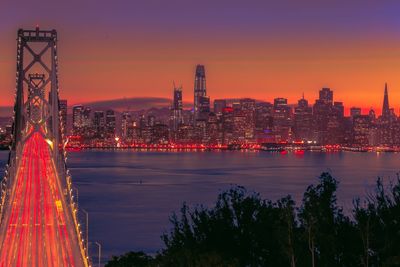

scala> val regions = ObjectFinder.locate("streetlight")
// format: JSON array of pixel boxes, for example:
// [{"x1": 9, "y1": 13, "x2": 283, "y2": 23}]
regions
[
  {"x1": 0, "y1": 180, "x2": 4, "y2": 198},
  {"x1": 73, "y1": 186, "x2": 79, "y2": 208},
  {"x1": 81, "y1": 208, "x2": 89, "y2": 257},
  {"x1": 90, "y1": 241, "x2": 102, "y2": 267}
]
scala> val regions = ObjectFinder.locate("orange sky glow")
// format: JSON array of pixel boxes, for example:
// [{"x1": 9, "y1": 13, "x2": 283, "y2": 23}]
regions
[{"x1": 1, "y1": 1, "x2": 400, "y2": 116}]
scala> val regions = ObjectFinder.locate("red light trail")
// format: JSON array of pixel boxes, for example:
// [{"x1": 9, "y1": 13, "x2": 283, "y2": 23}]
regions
[{"x1": 0, "y1": 132, "x2": 85, "y2": 266}]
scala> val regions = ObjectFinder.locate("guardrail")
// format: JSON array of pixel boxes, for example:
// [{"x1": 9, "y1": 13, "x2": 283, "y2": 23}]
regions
[
  {"x1": 0, "y1": 151, "x2": 17, "y2": 226},
  {"x1": 57, "y1": 152, "x2": 92, "y2": 267}
]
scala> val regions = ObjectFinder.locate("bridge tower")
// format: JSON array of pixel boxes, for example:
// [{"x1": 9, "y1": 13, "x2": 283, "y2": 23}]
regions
[{"x1": 12, "y1": 27, "x2": 62, "y2": 161}]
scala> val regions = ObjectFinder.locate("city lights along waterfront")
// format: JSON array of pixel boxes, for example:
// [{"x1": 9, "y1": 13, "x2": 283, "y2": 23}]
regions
[
  {"x1": 59, "y1": 74, "x2": 400, "y2": 153},
  {"x1": 2, "y1": 65, "x2": 400, "y2": 152}
]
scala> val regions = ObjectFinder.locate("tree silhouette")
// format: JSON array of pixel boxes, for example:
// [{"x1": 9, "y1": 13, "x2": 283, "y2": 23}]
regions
[{"x1": 106, "y1": 172, "x2": 400, "y2": 267}]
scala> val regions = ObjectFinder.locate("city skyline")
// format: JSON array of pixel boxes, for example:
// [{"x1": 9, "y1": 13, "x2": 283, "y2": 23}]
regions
[
  {"x1": 1, "y1": 1, "x2": 400, "y2": 109},
  {"x1": 0, "y1": 71, "x2": 396, "y2": 117},
  {"x1": 1, "y1": 21, "x2": 400, "y2": 266},
  {"x1": 53, "y1": 79, "x2": 400, "y2": 117},
  {"x1": 47, "y1": 73, "x2": 400, "y2": 150},
  {"x1": 1, "y1": 44, "x2": 394, "y2": 149}
]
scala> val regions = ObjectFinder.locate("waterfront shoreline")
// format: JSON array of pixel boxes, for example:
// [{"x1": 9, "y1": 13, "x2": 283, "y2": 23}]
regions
[{"x1": 64, "y1": 145, "x2": 400, "y2": 153}]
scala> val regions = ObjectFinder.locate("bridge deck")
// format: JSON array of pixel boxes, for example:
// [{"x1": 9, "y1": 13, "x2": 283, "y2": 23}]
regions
[{"x1": 0, "y1": 132, "x2": 85, "y2": 267}]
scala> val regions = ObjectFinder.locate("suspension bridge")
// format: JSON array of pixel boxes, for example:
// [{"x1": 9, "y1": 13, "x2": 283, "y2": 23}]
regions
[{"x1": 0, "y1": 27, "x2": 90, "y2": 267}]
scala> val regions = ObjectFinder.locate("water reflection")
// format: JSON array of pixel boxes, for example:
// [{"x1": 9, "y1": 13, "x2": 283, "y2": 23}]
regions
[{"x1": 1, "y1": 150, "x2": 400, "y2": 259}]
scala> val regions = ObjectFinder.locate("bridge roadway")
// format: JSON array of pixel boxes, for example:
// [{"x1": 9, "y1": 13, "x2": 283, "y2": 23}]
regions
[{"x1": 0, "y1": 131, "x2": 85, "y2": 266}]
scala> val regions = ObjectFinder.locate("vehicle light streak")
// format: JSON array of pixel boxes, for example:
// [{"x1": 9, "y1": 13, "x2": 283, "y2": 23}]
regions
[{"x1": 0, "y1": 132, "x2": 85, "y2": 266}]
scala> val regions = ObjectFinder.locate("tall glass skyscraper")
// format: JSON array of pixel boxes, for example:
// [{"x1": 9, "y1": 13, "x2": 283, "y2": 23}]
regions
[
  {"x1": 382, "y1": 83, "x2": 390, "y2": 119},
  {"x1": 172, "y1": 85, "x2": 183, "y2": 131},
  {"x1": 193, "y1": 65, "x2": 207, "y2": 122}
]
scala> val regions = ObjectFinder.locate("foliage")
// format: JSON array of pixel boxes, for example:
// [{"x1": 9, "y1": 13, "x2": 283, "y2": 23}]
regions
[
  {"x1": 107, "y1": 172, "x2": 400, "y2": 267},
  {"x1": 105, "y1": 251, "x2": 154, "y2": 267}
]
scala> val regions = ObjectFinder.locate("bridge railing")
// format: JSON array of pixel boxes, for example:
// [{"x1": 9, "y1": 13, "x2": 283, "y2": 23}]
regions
[
  {"x1": 56, "y1": 150, "x2": 92, "y2": 267},
  {"x1": 0, "y1": 148, "x2": 18, "y2": 225}
]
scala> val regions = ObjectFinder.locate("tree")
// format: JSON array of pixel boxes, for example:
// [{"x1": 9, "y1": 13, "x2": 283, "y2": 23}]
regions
[
  {"x1": 106, "y1": 172, "x2": 400, "y2": 267},
  {"x1": 354, "y1": 177, "x2": 400, "y2": 266},
  {"x1": 105, "y1": 251, "x2": 154, "y2": 267},
  {"x1": 354, "y1": 199, "x2": 374, "y2": 267},
  {"x1": 298, "y1": 172, "x2": 353, "y2": 267},
  {"x1": 159, "y1": 186, "x2": 293, "y2": 266},
  {"x1": 276, "y1": 196, "x2": 297, "y2": 267}
]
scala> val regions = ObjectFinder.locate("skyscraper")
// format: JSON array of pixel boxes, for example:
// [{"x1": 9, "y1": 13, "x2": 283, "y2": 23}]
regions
[
  {"x1": 255, "y1": 102, "x2": 273, "y2": 143},
  {"x1": 105, "y1": 109, "x2": 116, "y2": 137},
  {"x1": 319, "y1": 88, "x2": 333, "y2": 105},
  {"x1": 273, "y1": 98, "x2": 292, "y2": 141},
  {"x1": 82, "y1": 107, "x2": 91, "y2": 129},
  {"x1": 274, "y1": 98, "x2": 288, "y2": 109},
  {"x1": 222, "y1": 107, "x2": 234, "y2": 144},
  {"x1": 379, "y1": 83, "x2": 393, "y2": 145},
  {"x1": 194, "y1": 65, "x2": 207, "y2": 122},
  {"x1": 240, "y1": 98, "x2": 256, "y2": 141},
  {"x1": 313, "y1": 88, "x2": 334, "y2": 144},
  {"x1": 171, "y1": 85, "x2": 183, "y2": 131},
  {"x1": 327, "y1": 101, "x2": 345, "y2": 144},
  {"x1": 294, "y1": 96, "x2": 313, "y2": 141},
  {"x1": 213, "y1": 99, "x2": 227, "y2": 115},
  {"x1": 198, "y1": 96, "x2": 210, "y2": 120},
  {"x1": 93, "y1": 111, "x2": 105, "y2": 137},
  {"x1": 353, "y1": 115, "x2": 371, "y2": 145},
  {"x1": 350, "y1": 107, "x2": 362, "y2": 119},
  {"x1": 148, "y1": 115, "x2": 156, "y2": 127},
  {"x1": 72, "y1": 105, "x2": 84, "y2": 134},
  {"x1": 382, "y1": 83, "x2": 390, "y2": 119},
  {"x1": 121, "y1": 111, "x2": 132, "y2": 140}
]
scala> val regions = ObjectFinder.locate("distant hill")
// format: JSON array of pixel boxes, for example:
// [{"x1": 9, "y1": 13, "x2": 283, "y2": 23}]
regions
[
  {"x1": 0, "y1": 97, "x2": 191, "y2": 116},
  {"x1": 2, "y1": 97, "x2": 273, "y2": 116},
  {"x1": 80, "y1": 97, "x2": 192, "y2": 112},
  {"x1": 0, "y1": 107, "x2": 12, "y2": 118}
]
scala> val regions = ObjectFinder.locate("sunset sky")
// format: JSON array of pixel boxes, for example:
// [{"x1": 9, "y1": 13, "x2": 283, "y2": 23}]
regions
[{"x1": 1, "y1": 0, "x2": 400, "y2": 113}]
